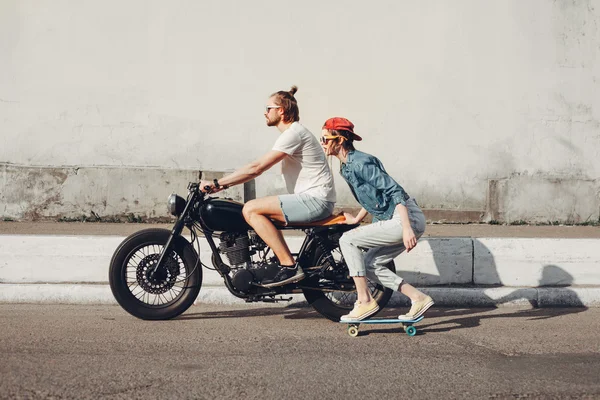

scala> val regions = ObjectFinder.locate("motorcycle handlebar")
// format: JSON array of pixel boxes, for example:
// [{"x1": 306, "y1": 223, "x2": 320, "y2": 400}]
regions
[{"x1": 186, "y1": 181, "x2": 214, "y2": 195}]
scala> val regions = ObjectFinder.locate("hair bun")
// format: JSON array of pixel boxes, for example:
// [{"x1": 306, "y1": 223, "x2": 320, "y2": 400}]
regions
[{"x1": 289, "y1": 85, "x2": 298, "y2": 96}]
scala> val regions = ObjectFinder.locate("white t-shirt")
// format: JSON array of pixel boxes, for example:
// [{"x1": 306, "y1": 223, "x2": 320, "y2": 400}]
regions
[{"x1": 272, "y1": 122, "x2": 336, "y2": 203}]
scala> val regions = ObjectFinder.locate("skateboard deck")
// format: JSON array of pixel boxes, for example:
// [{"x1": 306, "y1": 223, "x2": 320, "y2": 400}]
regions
[{"x1": 340, "y1": 316, "x2": 424, "y2": 337}]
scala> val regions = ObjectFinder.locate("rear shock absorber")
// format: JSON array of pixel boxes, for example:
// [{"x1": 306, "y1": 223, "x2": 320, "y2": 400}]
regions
[{"x1": 317, "y1": 238, "x2": 338, "y2": 269}]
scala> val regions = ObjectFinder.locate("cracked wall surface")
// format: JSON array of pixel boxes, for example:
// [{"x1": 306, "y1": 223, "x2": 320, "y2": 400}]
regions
[
  {"x1": 1, "y1": 1, "x2": 599, "y2": 222},
  {"x1": 486, "y1": 174, "x2": 600, "y2": 223},
  {"x1": 0, "y1": 164, "x2": 242, "y2": 221}
]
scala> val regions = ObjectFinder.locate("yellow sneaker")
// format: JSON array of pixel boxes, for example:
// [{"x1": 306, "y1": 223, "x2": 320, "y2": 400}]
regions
[
  {"x1": 340, "y1": 299, "x2": 380, "y2": 322},
  {"x1": 398, "y1": 296, "x2": 434, "y2": 320}
]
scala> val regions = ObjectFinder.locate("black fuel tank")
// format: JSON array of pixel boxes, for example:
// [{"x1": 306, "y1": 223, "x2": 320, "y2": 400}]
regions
[{"x1": 199, "y1": 198, "x2": 251, "y2": 232}]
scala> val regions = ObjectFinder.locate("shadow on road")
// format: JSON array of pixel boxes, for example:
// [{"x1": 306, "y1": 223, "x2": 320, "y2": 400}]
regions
[
  {"x1": 390, "y1": 238, "x2": 588, "y2": 333},
  {"x1": 417, "y1": 306, "x2": 588, "y2": 334},
  {"x1": 346, "y1": 306, "x2": 589, "y2": 336},
  {"x1": 176, "y1": 305, "x2": 321, "y2": 320}
]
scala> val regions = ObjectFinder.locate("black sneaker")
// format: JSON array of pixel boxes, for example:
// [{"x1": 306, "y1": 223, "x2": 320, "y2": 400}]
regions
[
  {"x1": 250, "y1": 263, "x2": 281, "y2": 283},
  {"x1": 260, "y1": 266, "x2": 305, "y2": 288}
]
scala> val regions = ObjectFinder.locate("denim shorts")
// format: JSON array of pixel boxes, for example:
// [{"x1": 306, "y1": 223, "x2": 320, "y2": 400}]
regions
[{"x1": 278, "y1": 193, "x2": 335, "y2": 224}]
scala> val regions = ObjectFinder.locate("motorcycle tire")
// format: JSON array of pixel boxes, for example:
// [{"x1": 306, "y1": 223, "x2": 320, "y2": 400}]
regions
[
  {"x1": 302, "y1": 244, "x2": 395, "y2": 322},
  {"x1": 109, "y1": 228, "x2": 202, "y2": 320}
]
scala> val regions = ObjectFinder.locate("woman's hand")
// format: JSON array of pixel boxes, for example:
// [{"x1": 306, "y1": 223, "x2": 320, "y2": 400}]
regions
[
  {"x1": 343, "y1": 208, "x2": 368, "y2": 225},
  {"x1": 403, "y1": 226, "x2": 418, "y2": 252},
  {"x1": 343, "y1": 212, "x2": 360, "y2": 225}
]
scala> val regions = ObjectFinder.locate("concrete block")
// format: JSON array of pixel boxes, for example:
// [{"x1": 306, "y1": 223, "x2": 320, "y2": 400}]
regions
[
  {"x1": 0, "y1": 234, "x2": 210, "y2": 284},
  {"x1": 0, "y1": 235, "x2": 124, "y2": 283},
  {"x1": 474, "y1": 238, "x2": 600, "y2": 286},
  {"x1": 3, "y1": 284, "x2": 598, "y2": 307},
  {"x1": 0, "y1": 284, "x2": 308, "y2": 306},
  {"x1": 201, "y1": 237, "x2": 473, "y2": 288},
  {"x1": 392, "y1": 287, "x2": 600, "y2": 307},
  {"x1": 538, "y1": 287, "x2": 600, "y2": 307},
  {"x1": 0, "y1": 283, "x2": 116, "y2": 304},
  {"x1": 0, "y1": 234, "x2": 469, "y2": 287},
  {"x1": 0, "y1": 234, "x2": 305, "y2": 285},
  {"x1": 393, "y1": 287, "x2": 539, "y2": 307},
  {"x1": 396, "y1": 238, "x2": 473, "y2": 285},
  {"x1": 486, "y1": 174, "x2": 600, "y2": 223},
  {"x1": 0, "y1": 164, "x2": 243, "y2": 221}
]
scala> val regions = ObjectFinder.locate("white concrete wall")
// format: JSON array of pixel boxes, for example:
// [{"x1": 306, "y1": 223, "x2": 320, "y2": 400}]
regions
[
  {"x1": 1, "y1": 1, "x2": 599, "y2": 222},
  {"x1": 2, "y1": 234, "x2": 600, "y2": 306},
  {"x1": 0, "y1": 164, "x2": 242, "y2": 220},
  {"x1": 474, "y1": 238, "x2": 600, "y2": 286},
  {"x1": 0, "y1": 235, "x2": 470, "y2": 285},
  {"x1": 4, "y1": 234, "x2": 600, "y2": 288}
]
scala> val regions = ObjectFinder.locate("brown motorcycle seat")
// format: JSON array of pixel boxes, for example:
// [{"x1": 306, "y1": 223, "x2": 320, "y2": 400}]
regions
[{"x1": 275, "y1": 213, "x2": 347, "y2": 228}]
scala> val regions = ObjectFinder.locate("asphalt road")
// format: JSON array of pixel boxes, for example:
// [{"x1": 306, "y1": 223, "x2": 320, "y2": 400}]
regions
[{"x1": 1, "y1": 304, "x2": 599, "y2": 399}]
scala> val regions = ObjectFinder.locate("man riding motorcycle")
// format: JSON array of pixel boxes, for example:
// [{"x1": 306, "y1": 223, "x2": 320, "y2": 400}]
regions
[{"x1": 200, "y1": 86, "x2": 336, "y2": 288}]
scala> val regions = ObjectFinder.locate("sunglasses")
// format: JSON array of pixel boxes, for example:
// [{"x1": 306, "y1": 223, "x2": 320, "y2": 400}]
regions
[
  {"x1": 265, "y1": 105, "x2": 281, "y2": 113},
  {"x1": 320, "y1": 135, "x2": 345, "y2": 144}
]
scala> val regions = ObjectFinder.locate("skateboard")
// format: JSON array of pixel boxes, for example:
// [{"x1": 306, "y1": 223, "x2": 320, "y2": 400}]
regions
[{"x1": 340, "y1": 316, "x2": 424, "y2": 337}]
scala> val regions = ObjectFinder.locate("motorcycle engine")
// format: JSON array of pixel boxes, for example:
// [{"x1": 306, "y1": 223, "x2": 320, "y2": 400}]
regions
[
  {"x1": 218, "y1": 231, "x2": 269, "y2": 293},
  {"x1": 218, "y1": 232, "x2": 251, "y2": 268}
]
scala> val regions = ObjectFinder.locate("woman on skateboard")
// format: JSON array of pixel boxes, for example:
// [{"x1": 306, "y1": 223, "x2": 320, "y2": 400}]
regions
[{"x1": 320, "y1": 117, "x2": 434, "y2": 322}]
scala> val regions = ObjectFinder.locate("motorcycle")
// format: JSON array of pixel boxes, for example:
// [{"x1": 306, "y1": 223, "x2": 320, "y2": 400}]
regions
[{"x1": 108, "y1": 178, "x2": 396, "y2": 322}]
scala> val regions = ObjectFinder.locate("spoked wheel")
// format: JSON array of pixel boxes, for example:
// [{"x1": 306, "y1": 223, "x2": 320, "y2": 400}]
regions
[
  {"x1": 109, "y1": 228, "x2": 202, "y2": 320},
  {"x1": 302, "y1": 245, "x2": 394, "y2": 322}
]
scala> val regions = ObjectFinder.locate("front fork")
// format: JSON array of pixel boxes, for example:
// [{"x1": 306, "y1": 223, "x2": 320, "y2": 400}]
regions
[
  {"x1": 149, "y1": 192, "x2": 197, "y2": 277},
  {"x1": 149, "y1": 217, "x2": 186, "y2": 277}
]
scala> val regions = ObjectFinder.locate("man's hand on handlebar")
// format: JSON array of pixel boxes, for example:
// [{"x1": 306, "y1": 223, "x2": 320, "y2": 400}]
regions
[{"x1": 199, "y1": 180, "x2": 226, "y2": 194}]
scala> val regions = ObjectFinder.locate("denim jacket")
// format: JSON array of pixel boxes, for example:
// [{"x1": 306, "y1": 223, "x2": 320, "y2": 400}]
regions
[{"x1": 340, "y1": 150, "x2": 410, "y2": 221}]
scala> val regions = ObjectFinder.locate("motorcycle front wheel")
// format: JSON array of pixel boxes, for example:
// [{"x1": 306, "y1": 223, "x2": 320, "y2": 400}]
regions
[
  {"x1": 109, "y1": 228, "x2": 202, "y2": 320},
  {"x1": 302, "y1": 245, "x2": 394, "y2": 322}
]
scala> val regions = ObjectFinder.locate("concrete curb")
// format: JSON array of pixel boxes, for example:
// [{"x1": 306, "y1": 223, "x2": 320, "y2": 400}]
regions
[
  {"x1": 1, "y1": 234, "x2": 600, "y2": 307},
  {"x1": 0, "y1": 284, "x2": 597, "y2": 307}
]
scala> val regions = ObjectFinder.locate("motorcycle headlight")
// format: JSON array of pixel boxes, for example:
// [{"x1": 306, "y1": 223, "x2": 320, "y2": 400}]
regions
[{"x1": 167, "y1": 194, "x2": 186, "y2": 216}]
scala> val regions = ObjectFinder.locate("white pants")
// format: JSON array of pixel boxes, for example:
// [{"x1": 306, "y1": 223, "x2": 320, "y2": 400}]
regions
[{"x1": 339, "y1": 199, "x2": 426, "y2": 290}]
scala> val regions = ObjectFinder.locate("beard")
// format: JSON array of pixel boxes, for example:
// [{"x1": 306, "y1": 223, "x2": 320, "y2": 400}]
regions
[{"x1": 266, "y1": 114, "x2": 281, "y2": 126}]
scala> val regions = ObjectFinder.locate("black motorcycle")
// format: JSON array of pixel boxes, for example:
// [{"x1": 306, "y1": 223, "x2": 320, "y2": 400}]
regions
[{"x1": 108, "y1": 180, "x2": 396, "y2": 321}]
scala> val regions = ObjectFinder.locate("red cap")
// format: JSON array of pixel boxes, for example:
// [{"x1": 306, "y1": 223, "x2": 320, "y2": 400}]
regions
[{"x1": 322, "y1": 117, "x2": 363, "y2": 141}]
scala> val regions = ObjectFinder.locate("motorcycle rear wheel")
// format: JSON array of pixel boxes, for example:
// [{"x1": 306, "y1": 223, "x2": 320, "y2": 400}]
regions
[
  {"x1": 302, "y1": 245, "x2": 394, "y2": 322},
  {"x1": 109, "y1": 228, "x2": 202, "y2": 320}
]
